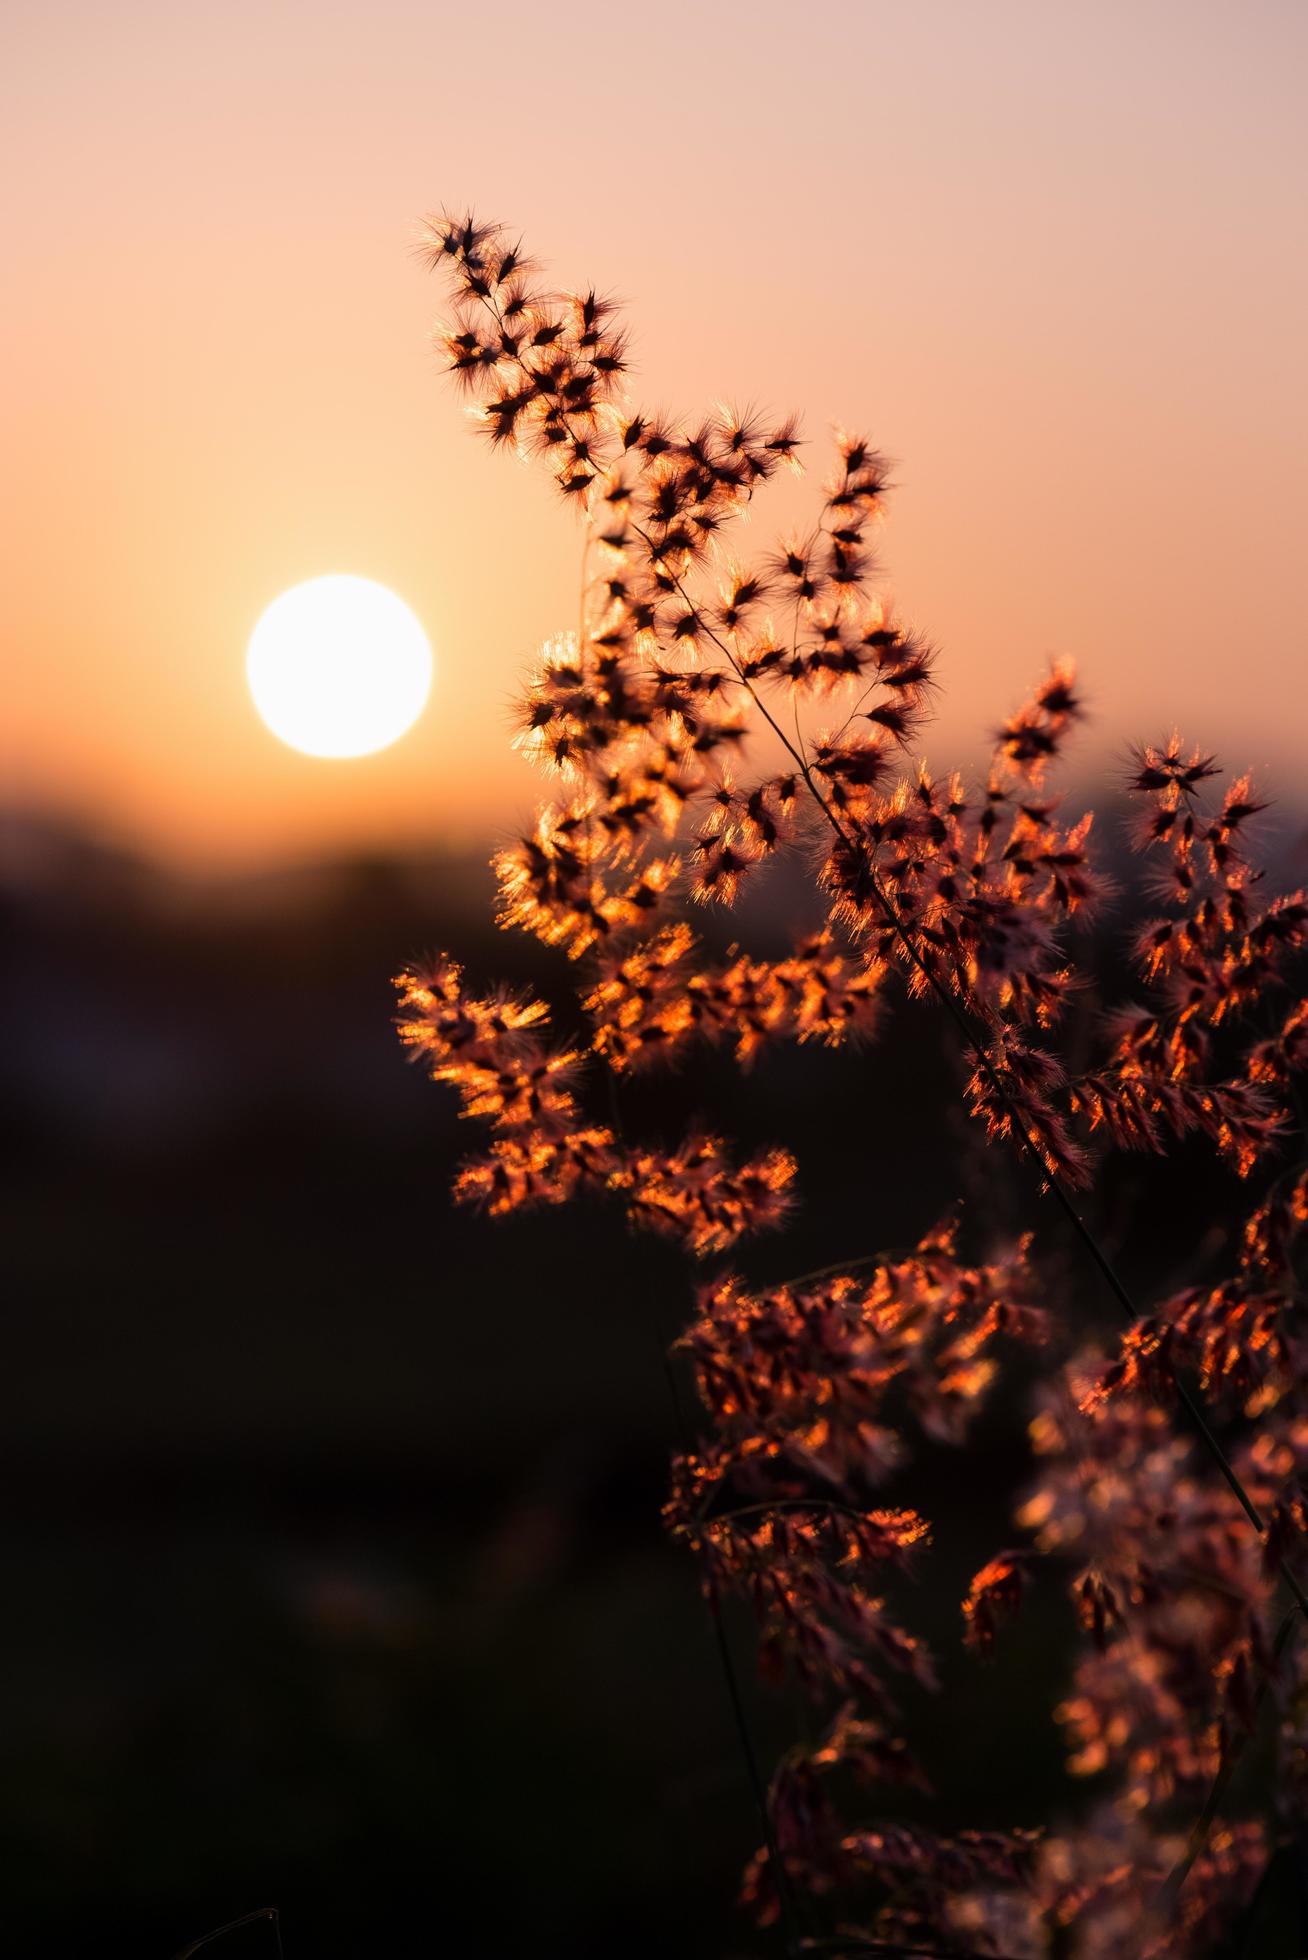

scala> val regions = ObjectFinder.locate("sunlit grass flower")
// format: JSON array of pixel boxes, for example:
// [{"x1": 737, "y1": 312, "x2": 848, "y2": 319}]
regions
[{"x1": 399, "y1": 207, "x2": 1308, "y2": 1954}]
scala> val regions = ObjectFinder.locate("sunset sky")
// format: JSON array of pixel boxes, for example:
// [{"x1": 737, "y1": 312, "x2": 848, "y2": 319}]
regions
[{"x1": 5, "y1": 0, "x2": 1305, "y2": 870}]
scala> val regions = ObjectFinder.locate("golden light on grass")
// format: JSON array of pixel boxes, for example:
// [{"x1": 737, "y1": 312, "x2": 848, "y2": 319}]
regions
[{"x1": 246, "y1": 575, "x2": 432, "y2": 758}]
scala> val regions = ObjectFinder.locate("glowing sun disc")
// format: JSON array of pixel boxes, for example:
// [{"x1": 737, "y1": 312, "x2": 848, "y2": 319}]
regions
[{"x1": 246, "y1": 575, "x2": 433, "y2": 758}]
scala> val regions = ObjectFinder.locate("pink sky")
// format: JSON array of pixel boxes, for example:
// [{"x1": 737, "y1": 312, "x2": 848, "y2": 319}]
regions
[{"x1": 5, "y1": 0, "x2": 1305, "y2": 869}]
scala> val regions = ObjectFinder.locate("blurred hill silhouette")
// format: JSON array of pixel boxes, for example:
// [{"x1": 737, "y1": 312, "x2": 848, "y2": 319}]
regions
[{"x1": 4, "y1": 800, "x2": 1306, "y2": 1956}]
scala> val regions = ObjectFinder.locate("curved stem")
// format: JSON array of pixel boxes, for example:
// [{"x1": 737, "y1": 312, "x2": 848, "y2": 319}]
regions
[
  {"x1": 1161, "y1": 1605, "x2": 1297, "y2": 1902},
  {"x1": 604, "y1": 1067, "x2": 805, "y2": 1954},
  {"x1": 172, "y1": 1910, "x2": 282, "y2": 1960},
  {"x1": 634, "y1": 551, "x2": 1308, "y2": 1624}
]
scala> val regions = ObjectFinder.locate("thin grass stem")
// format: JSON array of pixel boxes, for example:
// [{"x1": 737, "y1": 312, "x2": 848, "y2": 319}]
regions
[{"x1": 635, "y1": 551, "x2": 1308, "y2": 1629}]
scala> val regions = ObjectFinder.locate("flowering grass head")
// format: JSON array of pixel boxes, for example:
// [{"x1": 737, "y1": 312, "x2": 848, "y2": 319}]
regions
[{"x1": 399, "y1": 209, "x2": 1308, "y2": 1954}]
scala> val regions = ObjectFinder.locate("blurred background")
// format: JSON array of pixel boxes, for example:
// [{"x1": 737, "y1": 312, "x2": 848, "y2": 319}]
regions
[
  {"x1": 3, "y1": 0, "x2": 1306, "y2": 1952},
  {"x1": 6, "y1": 815, "x2": 1308, "y2": 1956}
]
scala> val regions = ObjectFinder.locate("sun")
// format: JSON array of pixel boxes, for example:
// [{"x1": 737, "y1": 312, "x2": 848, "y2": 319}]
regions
[{"x1": 246, "y1": 575, "x2": 433, "y2": 758}]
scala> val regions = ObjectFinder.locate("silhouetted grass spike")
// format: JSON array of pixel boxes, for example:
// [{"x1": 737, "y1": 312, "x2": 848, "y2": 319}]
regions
[{"x1": 400, "y1": 205, "x2": 1308, "y2": 1954}]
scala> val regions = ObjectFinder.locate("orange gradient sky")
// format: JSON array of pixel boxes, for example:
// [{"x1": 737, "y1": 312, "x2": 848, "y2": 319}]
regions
[{"x1": 4, "y1": 0, "x2": 1306, "y2": 869}]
